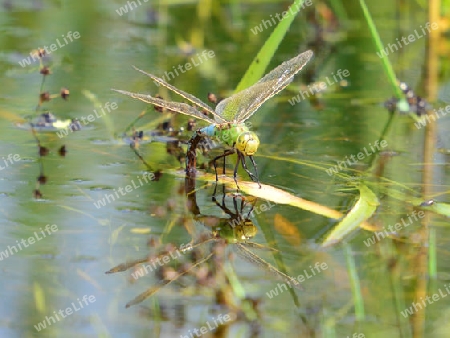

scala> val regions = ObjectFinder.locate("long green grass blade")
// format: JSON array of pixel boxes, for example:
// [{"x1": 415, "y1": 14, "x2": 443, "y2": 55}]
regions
[
  {"x1": 358, "y1": 0, "x2": 401, "y2": 98},
  {"x1": 235, "y1": 0, "x2": 309, "y2": 92}
]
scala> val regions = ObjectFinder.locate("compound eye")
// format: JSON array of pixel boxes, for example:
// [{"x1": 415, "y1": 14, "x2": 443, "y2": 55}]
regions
[{"x1": 236, "y1": 132, "x2": 260, "y2": 156}]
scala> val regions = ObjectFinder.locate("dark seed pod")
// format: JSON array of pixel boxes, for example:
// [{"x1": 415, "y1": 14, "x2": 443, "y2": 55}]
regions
[
  {"x1": 40, "y1": 66, "x2": 51, "y2": 76},
  {"x1": 60, "y1": 88, "x2": 70, "y2": 100},
  {"x1": 39, "y1": 92, "x2": 51, "y2": 103}
]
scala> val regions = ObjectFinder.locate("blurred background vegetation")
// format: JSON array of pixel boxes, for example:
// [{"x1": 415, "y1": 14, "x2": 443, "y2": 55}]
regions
[{"x1": 1, "y1": 0, "x2": 450, "y2": 337}]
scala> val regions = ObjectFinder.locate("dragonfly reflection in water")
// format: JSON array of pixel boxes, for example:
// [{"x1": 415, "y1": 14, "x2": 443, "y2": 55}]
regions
[
  {"x1": 106, "y1": 184, "x2": 302, "y2": 309},
  {"x1": 112, "y1": 50, "x2": 313, "y2": 189}
]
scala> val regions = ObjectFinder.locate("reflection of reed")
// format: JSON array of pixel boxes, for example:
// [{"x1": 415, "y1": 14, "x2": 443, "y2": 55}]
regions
[{"x1": 411, "y1": 5, "x2": 440, "y2": 335}]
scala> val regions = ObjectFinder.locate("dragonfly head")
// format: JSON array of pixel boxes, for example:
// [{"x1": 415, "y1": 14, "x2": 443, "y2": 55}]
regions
[{"x1": 236, "y1": 131, "x2": 260, "y2": 156}]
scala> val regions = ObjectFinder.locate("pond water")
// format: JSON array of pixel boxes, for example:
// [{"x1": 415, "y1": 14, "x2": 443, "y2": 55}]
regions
[{"x1": 1, "y1": 1, "x2": 449, "y2": 337}]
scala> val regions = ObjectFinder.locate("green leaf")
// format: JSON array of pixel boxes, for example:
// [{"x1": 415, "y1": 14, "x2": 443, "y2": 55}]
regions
[
  {"x1": 422, "y1": 201, "x2": 450, "y2": 219},
  {"x1": 322, "y1": 184, "x2": 380, "y2": 247},
  {"x1": 235, "y1": 0, "x2": 309, "y2": 92}
]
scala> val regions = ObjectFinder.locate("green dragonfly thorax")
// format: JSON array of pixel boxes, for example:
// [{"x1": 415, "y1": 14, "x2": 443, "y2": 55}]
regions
[
  {"x1": 201, "y1": 122, "x2": 260, "y2": 156},
  {"x1": 212, "y1": 221, "x2": 257, "y2": 243}
]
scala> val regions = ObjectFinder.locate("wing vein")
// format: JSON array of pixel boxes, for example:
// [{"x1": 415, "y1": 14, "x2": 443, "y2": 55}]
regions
[
  {"x1": 111, "y1": 89, "x2": 216, "y2": 124},
  {"x1": 132, "y1": 66, "x2": 227, "y2": 123}
]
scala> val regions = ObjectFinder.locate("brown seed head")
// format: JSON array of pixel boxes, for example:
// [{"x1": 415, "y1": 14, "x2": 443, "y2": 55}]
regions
[
  {"x1": 39, "y1": 92, "x2": 51, "y2": 103},
  {"x1": 40, "y1": 66, "x2": 51, "y2": 75},
  {"x1": 60, "y1": 88, "x2": 70, "y2": 100}
]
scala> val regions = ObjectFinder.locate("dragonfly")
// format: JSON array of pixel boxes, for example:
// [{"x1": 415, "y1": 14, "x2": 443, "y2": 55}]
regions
[
  {"x1": 112, "y1": 50, "x2": 313, "y2": 188},
  {"x1": 106, "y1": 185, "x2": 302, "y2": 308}
]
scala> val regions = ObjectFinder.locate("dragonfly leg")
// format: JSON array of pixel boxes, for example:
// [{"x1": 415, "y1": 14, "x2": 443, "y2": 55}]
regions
[
  {"x1": 233, "y1": 194, "x2": 239, "y2": 213},
  {"x1": 212, "y1": 183, "x2": 224, "y2": 204},
  {"x1": 233, "y1": 153, "x2": 241, "y2": 191},
  {"x1": 245, "y1": 200, "x2": 256, "y2": 218},
  {"x1": 212, "y1": 149, "x2": 235, "y2": 182},
  {"x1": 248, "y1": 155, "x2": 261, "y2": 188},
  {"x1": 212, "y1": 185, "x2": 237, "y2": 218},
  {"x1": 212, "y1": 182, "x2": 218, "y2": 197},
  {"x1": 238, "y1": 152, "x2": 260, "y2": 187},
  {"x1": 222, "y1": 151, "x2": 226, "y2": 175}
]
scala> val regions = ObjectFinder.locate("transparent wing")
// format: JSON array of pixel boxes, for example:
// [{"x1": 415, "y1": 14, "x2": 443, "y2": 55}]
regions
[
  {"x1": 234, "y1": 243, "x2": 303, "y2": 290},
  {"x1": 215, "y1": 50, "x2": 313, "y2": 123},
  {"x1": 112, "y1": 89, "x2": 217, "y2": 124},
  {"x1": 131, "y1": 66, "x2": 228, "y2": 124},
  {"x1": 125, "y1": 252, "x2": 215, "y2": 308}
]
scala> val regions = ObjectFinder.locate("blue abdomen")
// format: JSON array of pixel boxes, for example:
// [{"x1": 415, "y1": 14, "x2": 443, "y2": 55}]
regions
[{"x1": 199, "y1": 124, "x2": 216, "y2": 137}]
